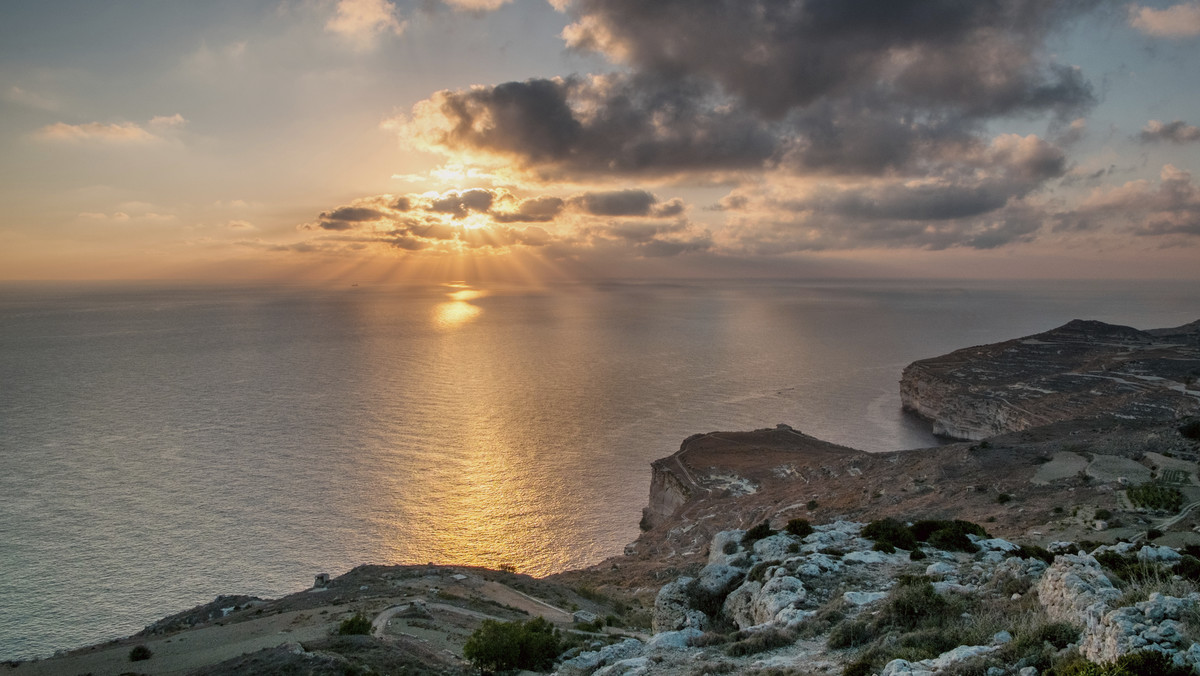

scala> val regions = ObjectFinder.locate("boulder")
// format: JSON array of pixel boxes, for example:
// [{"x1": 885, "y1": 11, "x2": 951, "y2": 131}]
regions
[
  {"x1": 653, "y1": 577, "x2": 703, "y2": 633},
  {"x1": 722, "y1": 580, "x2": 762, "y2": 629},
  {"x1": 708, "y1": 530, "x2": 748, "y2": 566},
  {"x1": 752, "y1": 575, "x2": 806, "y2": 625}
]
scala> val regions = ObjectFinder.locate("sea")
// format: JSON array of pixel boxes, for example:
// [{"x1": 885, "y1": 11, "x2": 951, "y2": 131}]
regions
[{"x1": 1, "y1": 278, "x2": 1197, "y2": 660}]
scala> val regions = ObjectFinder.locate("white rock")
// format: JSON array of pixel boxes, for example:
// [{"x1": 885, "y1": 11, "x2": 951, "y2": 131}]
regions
[
  {"x1": 1137, "y1": 545, "x2": 1182, "y2": 563},
  {"x1": 708, "y1": 530, "x2": 747, "y2": 566},
  {"x1": 722, "y1": 580, "x2": 762, "y2": 630},
  {"x1": 993, "y1": 630, "x2": 1013, "y2": 644},
  {"x1": 753, "y1": 575, "x2": 806, "y2": 625},
  {"x1": 844, "y1": 550, "x2": 905, "y2": 565},
  {"x1": 593, "y1": 656, "x2": 651, "y2": 676},
  {"x1": 645, "y1": 627, "x2": 701, "y2": 651},
  {"x1": 926, "y1": 562, "x2": 957, "y2": 576},
  {"x1": 652, "y1": 577, "x2": 700, "y2": 633},
  {"x1": 976, "y1": 538, "x2": 1020, "y2": 552},
  {"x1": 753, "y1": 533, "x2": 800, "y2": 562}
]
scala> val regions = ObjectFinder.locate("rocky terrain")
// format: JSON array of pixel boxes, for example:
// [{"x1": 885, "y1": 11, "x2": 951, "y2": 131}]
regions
[
  {"x1": 899, "y1": 319, "x2": 1200, "y2": 440},
  {"x1": 8, "y1": 319, "x2": 1200, "y2": 676}
]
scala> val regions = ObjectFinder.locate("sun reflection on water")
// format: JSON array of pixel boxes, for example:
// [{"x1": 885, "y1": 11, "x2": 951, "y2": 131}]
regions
[{"x1": 433, "y1": 284, "x2": 486, "y2": 329}]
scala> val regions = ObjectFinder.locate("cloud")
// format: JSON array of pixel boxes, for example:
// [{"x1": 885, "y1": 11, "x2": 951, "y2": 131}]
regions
[
  {"x1": 491, "y1": 196, "x2": 565, "y2": 222},
  {"x1": 35, "y1": 121, "x2": 158, "y2": 143},
  {"x1": 400, "y1": 0, "x2": 1097, "y2": 182},
  {"x1": 1139, "y1": 119, "x2": 1200, "y2": 144},
  {"x1": 150, "y1": 114, "x2": 188, "y2": 128},
  {"x1": 563, "y1": 0, "x2": 1095, "y2": 120},
  {"x1": 294, "y1": 187, "x2": 712, "y2": 258},
  {"x1": 1077, "y1": 165, "x2": 1200, "y2": 236},
  {"x1": 1129, "y1": 2, "x2": 1200, "y2": 37},
  {"x1": 326, "y1": 0, "x2": 406, "y2": 47},
  {"x1": 574, "y1": 189, "x2": 656, "y2": 216},
  {"x1": 402, "y1": 74, "x2": 779, "y2": 178},
  {"x1": 5, "y1": 86, "x2": 58, "y2": 111},
  {"x1": 442, "y1": 0, "x2": 512, "y2": 10}
]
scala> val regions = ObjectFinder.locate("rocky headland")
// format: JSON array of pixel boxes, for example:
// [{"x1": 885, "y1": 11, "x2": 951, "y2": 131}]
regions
[
  {"x1": 8, "y1": 319, "x2": 1200, "y2": 676},
  {"x1": 899, "y1": 319, "x2": 1200, "y2": 440}
]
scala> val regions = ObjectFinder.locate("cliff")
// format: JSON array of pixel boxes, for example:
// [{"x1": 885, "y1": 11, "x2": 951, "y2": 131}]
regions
[{"x1": 899, "y1": 319, "x2": 1200, "y2": 440}]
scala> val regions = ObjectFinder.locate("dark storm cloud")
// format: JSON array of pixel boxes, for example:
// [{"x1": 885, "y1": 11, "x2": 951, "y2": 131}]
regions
[
  {"x1": 322, "y1": 206, "x2": 390, "y2": 221},
  {"x1": 564, "y1": 0, "x2": 1098, "y2": 119},
  {"x1": 428, "y1": 188, "x2": 495, "y2": 217},
  {"x1": 1139, "y1": 120, "x2": 1200, "y2": 145},
  {"x1": 410, "y1": 75, "x2": 779, "y2": 177},
  {"x1": 490, "y1": 196, "x2": 565, "y2": 222},
  {"x1": 403, "y1": 0, "x2": 1102, "y2": 184},
  {"x1": 575, "y1": 189, "x2": 657, "y2": 216}
]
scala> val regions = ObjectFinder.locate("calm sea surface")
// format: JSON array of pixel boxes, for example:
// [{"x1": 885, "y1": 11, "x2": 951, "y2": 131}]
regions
[{"x1": 1, "y1": 279, "x2": 1197, "y2": 659}]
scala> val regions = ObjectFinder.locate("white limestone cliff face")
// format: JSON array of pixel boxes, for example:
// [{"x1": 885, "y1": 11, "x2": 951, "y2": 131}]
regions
[
  {"x1": 640, "y1": 460, "x2": 692, "y2": 531},
  {"x1": 900, "y1": 362, "x2": 1040, "y2": 440}
]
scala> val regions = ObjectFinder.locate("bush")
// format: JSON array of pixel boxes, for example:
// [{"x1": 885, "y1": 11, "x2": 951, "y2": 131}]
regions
[
  {"x1": 909, "y1": 547, "x2": 927, "y2": 561},
  {"x1": 742, "y1": 521, "x2": 775, "y2": 544},
  {"x1": 338, "y1": 612, "x2": 373, "y2": 635},
  {"x1": 785, "y1": 518, "x2": 814, "y2": 538},
  {"x1": 463, "y1": 617, "x2": 560, "y2": 674},
  {"x1": 1056, "y1": 649, "x2": 1192, "y2": 676},
  {"x1": 1126, "y1": 482, "x2": 1184, "y2": 512},
  {"x1": 997, "y1": 493, "x2": 1013, "y2": 504},
  {"x1": 724, "y1": 627, "x2": 795, "y2": 656},
  {"x1": 910, "y1": 520, "x2": 988, "y2": 553},
  {"x1": 129, "y1": 645, "x2": 152, "y2": 662},
  {"x1": 1179, "y1": 419, "x2": 1200, "y2": 441},
  {"x1": 862, "y1": 518, "x2": 917, "y2": 552},
  {"x1": 1013, "y1": 544, "x2": 1056, "y2": 565},
  {"x1": 1175, "y1": 555, "x2": 1200, "y2": 582},
  {"x1": 806, "y1": 500, "x2": 819, "y2": 510}
]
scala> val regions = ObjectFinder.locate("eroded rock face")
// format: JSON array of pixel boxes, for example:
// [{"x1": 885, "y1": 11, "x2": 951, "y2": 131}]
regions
[
  {"x1": 900, "y1": 319, "x2": 1200, "y2": 440},
  {"x1": 652, "y1": 577, "x2": 706, "y2": 633},
  {"x1": 1037, "y1": 553, "x2": 1122, "y2": 626}
]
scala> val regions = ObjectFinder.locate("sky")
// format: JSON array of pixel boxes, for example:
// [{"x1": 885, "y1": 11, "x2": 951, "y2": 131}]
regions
[{"x1": 1, "y1": 0, "x2": 1199, "y2": 283}]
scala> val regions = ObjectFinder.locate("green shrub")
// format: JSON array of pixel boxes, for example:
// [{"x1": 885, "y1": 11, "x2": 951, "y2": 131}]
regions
[
  {"x1": 1127, "y1": 482, "x2": 1184, "y2": 512},
  {"x1": 909, "y1": 520, "x2": 988, "y2": 553},
  {"x1": 806, "y1": 500, "x2": 819, "y2": 510},
  {"x1": 743, "y1": 521, "x2": 775, "y2": 544},
  {"x1": 1179, "y1": 419, "x2": 1200, "y2": 441},
  {"x1": 909, "y1": 548, "x2": 927, "y2": 561},
  {"x1": 1014, "y1": 544, "x2": 1056, "y2": 565},
  {"x1": 724, "y1": 627, "x2": 795, "y2": 656},
  {"x1": 877, "y1": 579, "x2": 948, "y2": 631},
  {"x1": 827, "y1": 619, "x2": 873, "y2": 649},
  {"x1": 463, "y1": 617, "x2": 560, "y2": 674},
  {"x1": 129, "y1": 645, "x2": 152, "y2": 662},
  {"x1": 997, "y1": 493, "x2": 1013, "y2": 504},
  {"x1": 722, "y1": 540, "x2": 738, "y2": 555},
  {"x1": 1095, "y1": 509, "x2": 1113, "y2": 520},
  {"x1": 338, "y1": 612, "x2": 373, "y2": 635},
  {"x1": 862, "y1": 518, "x2": 917, "y2": 552},
  {"x1": 1055, "y1": 649, "x2": 1192, "y2": 676},
  {"x1": 1175, "y1": 555, "x2": 1200, "y2": 582},
  {"x1": 1146, "y1": 528, "x2": 1164, "y2": 540},
  {"x1": 785, "y1": 518, "x2": 814, "y2": 538}
]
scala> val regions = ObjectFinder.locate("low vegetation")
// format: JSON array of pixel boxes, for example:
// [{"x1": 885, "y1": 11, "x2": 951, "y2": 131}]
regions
[
  {"x1": 462, "y1": 617, "x2": 560, "y2": 674},
  {"x1": 861, "y1": 518, "x2": 990, "y2": 554},
  {"x1": 128, "y1": 644, "x2": 152, "y2": 662},
  {"x1": 337, "y1": 613, "x2": 373, "y2": 636},
  {"x1": 1126, "y1": 482, "x2": 1184, "y2": 512}
]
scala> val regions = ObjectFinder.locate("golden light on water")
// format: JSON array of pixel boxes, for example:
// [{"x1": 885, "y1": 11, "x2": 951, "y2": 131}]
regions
[{"x1": 433, "y1": 283, "x2": 486, "y2": 329}]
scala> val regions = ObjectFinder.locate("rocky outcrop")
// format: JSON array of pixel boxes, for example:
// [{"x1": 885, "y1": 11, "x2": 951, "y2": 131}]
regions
[{"x1": 900, "y1": 319, "x2": 1200, "y2": 440}]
